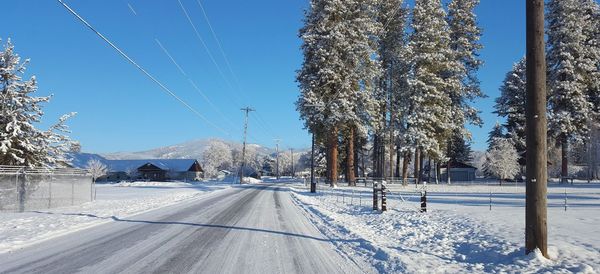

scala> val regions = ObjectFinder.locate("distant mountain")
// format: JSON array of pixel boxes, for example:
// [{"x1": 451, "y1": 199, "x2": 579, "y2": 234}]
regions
[
  {"x1": 70, "y1": 138, "x2": 308, "y2": 168},
  {"x1": 102, "y1": 139, "x2": 274, "y2": 160}
]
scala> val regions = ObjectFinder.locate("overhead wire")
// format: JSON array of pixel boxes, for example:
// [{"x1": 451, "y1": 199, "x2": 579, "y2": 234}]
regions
[
  {"x1": 57, "y1": 0, "x2": 229, "y2": 136},
  {"x1": 154, "y1": 38, "x2": 238, "y2": 130},
  {"x1": 124, "y1": 2, "x2": 238, "y2": 133},
  {"x1": 176, "y1": 0, "x2": 245, "y2": 107},
  {"x1": 180, "y1": 0, "x2": 281, "y2": 148},
  {"x1": 195, "y1": 0, "x2": 241, "y2": 89}
]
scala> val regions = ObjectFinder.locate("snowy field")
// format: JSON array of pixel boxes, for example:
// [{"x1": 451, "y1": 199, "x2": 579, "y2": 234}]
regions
[
  {"x1": 0, "y1": 181, "x2": 232, "y2": 254},
  {"x1": 290, "y1": 182, "x2": 600, "y2": 273}
]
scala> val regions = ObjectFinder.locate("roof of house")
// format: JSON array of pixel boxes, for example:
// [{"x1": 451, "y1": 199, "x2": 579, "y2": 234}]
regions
[
  {"x1": 105, "y1": 159, "x2": 201, "y2": 172},
  {"x1": 446, "y1": 161, "x2": 478, "y2": 170}
]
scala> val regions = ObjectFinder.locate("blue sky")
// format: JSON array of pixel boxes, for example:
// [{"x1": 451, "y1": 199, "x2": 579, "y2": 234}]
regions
[{"x1": 2, "y1": 0, "x2": 524, "y2": 153}]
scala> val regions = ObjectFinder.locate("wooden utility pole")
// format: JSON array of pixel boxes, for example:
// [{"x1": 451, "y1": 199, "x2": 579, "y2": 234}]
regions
[
  {"x1": 240, "y1": 107, "x2": 255, "y2": 184},
  {"x1": 525, "y1": 0, "x2": 548, "y2": 258},
  {"x1": 274, "y1": 139, "x2": 281, "y2": 180}
]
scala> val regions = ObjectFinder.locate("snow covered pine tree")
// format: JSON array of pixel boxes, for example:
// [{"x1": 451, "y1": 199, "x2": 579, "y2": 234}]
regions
[
  {"x1": 404, "y1": 0, "x2": 457, "y2": 174},
  {"x1": 494, "y1": 58, "x2": 527, "y2": 155},
  {"x1": 546, "y1": 0, "x2": 599, "y2": 183},
  {"x1": 0, "y1": 39, "x2": 79, "y2": 167}
]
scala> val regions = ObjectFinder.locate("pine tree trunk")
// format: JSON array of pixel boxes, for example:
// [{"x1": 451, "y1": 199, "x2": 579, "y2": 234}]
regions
[
  {"x1": 373, "y1": 135, "x2": 379, "y2": 178},
  {"x1": 346, "y1": 127, "x2": 356, "y2": 186},
  {"x1": 354, "y1": 133, "x2": 360, "y2": 179},
  {"x1": 414, "y1": 147, "x2": 420, "y2": 184},
  {"x1": 427, "y1": 158, "x2": 432, "y2": 183},
  {"x1": 419, "y1": 150, "x2": 425, "y2": 184},
  {"x1": 329, "y1": 126, "x2": 338, "y2": 187},
  {"x1": 525, "y1": 0, "x2": 548, "y2": 258},
  {"x1": 435, "y1": 162, "x2": 441, "y2": 184},
  {"x1": 402, "y1": 152, "x2": 410, "y2": 186},
  {"x1": 395, "y1": 148, "x2": 401, "y2": 178},
  {"x1": 326, "y1": 137, "x2": 332, "y2": 185},
  {"x1": 561, "y1": 134, "x2": 568, "y2": 183}
]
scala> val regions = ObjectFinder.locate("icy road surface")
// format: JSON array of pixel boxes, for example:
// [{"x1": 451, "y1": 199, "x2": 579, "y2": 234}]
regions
[{"x1": 0, "y1": 183, "x2": 369, "y2": 274}]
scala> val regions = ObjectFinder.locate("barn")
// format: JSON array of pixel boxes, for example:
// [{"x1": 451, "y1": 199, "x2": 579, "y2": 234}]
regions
[{"x1": 102, "y1": 159, "x2": 204, "y2": 182}]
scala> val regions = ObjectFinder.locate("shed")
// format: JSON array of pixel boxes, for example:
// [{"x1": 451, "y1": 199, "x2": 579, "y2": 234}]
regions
[{"x1": 441, "y1": 162, "x2": 477, "y2": 182}]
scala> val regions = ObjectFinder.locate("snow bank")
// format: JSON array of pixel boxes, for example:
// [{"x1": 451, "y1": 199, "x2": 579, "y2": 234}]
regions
[
  {"x1": 0, "y1": 181, "x2": 230, "y2": 254},
  {"x1": 242, "y1": 177, "x2": 262, "y2": 184},
  {"x1": 290, "y1": 183, "x2": 600, "y2": 273}
]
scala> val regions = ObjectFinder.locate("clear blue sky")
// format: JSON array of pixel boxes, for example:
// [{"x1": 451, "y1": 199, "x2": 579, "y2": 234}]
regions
[{"x1": 2, "y1": 0, "x2": 524, "y2": 153}]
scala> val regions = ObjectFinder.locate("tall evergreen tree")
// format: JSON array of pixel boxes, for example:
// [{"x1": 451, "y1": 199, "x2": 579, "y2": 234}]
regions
[
  {"x1": 403, "y1": 0, "x2": 457, "y2": 161},
  {"x1": 376, "y1": 0, "x2": 409, "y2": 179},
  {"x1": 546, "y1": 0, "x2": 596, "y2": 181},
  {"x1": 447, "y1": 0, "x2": 484, "y2": 130},
  {"x1": 581, "y1": 0, "x2": 600, "y2": 120},
  {"x1": 0, "y1": 39, "x2": 78, "y2": 167},
  {"x1": 297, "y1": 0, "x2": 380, "y2": 186},
  {"x1": 494, "y1": 58, "x2": 527, "y2": 154}
]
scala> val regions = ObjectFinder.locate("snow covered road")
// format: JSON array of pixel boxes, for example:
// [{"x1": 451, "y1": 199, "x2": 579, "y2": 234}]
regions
[{"x1": 0, "y1": 183, "x2": 370, "y2": 274}]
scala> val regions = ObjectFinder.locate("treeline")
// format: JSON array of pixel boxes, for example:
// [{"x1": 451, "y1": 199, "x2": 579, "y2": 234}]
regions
[
  {"x1": 490, "y1": 0, "x2": 600, "y2": 182},
  {"x1": 296, "y1": 0, "x2": 484, "y2": 186}
]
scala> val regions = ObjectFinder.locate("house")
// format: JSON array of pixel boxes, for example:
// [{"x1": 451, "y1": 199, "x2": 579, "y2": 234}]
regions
[
  {"x1": 440, "y1": 162, "x2": 477, "y2": 182},
  {"x1": 102, "y1": 159, "x2": 204, "y2": 182}
]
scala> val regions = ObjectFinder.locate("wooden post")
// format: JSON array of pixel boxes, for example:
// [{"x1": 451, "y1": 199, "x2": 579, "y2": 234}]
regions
[
  {"x1": 373, "y1": 181, "x2": 378, "y2": 210},
  {"x1": 420, "y1": 191, "x2": 427, "y2": 213},
  {"x1": 525, "y1": 0, "x2": 549, "y2": 258},
  {"x1": 381, "y1": 184, "x2": 387, "y2": 211}
]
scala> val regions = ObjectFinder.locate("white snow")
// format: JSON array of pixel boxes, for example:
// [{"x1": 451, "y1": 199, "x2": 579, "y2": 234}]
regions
[
  {"x1": 0, "y1": 181, "x2": 231, "y2": 254},
  {"x1": 290, "y1": 182, "x2": 600, "y2": 273}
]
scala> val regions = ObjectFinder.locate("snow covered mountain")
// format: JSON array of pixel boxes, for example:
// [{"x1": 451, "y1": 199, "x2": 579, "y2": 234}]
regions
[{"x1": 76, "y1": 139, "x2": 276, "y2": 162}]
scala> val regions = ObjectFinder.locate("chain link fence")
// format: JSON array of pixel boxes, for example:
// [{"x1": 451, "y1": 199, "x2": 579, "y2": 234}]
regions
[{"x1": 0, "y1": 166, "x2": 93, "y2": 212}]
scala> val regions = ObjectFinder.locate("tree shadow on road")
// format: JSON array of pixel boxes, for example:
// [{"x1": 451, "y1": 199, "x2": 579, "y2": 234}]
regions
[{"x1": 109, "y1": 215, "x2": 363, "y2": 244}]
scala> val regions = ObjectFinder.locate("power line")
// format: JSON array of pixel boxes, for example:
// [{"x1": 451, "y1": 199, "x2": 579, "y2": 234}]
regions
[
  {"x1": 176, "y1": 0, "x2": 241, "y2": 104},
  {"x1": 57, "y1": 0, "x2": 229, "y2": 136},
  {"x1": 154, "y1": 38, "x2": 237, "y2": 130},
  {"x1": 194, "y1": 0, "x2": 241, "y2": 89},
  {"x1": 127, "y1": 2, "x2": 137, "y2": 16}
]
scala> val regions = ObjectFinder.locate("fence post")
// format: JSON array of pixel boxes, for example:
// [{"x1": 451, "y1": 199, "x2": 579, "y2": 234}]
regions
[
  {"x1": 489, "y1": 189, "x2": 492, "y2": 211},
  {"x1": 564, "y1": 187, "x2": 568, "y2": 211},
  {"x1": 71, "y1": 180, "x2": 75, "y2": 206},
  {"x1": 381, "y1": 184, "x2": 387, "y2": 211},
  {"x1": 49, "y1": 175, "x2": 52, "y2": 209},
  {"x1": 15, "y1": 172, "x2": 19, "y2": 213},
  {"x1": 359, "y1": 191, "x2": 362, "y2": 206},
  {"x1": 17, "y1": 170, "x2": 25, "y2": 213},
  {"x1": 373, "y1": 182, "x2": 378, "y2": 210},
  {"x1": 420, "y1": 190, "x2": 427, "y2": 213}
]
